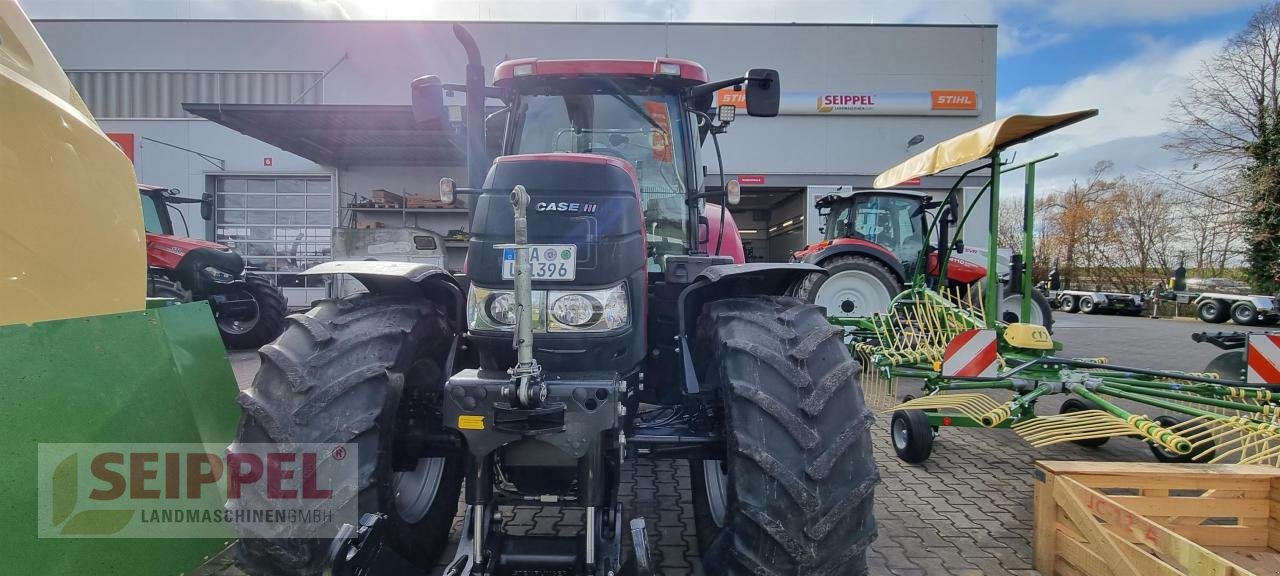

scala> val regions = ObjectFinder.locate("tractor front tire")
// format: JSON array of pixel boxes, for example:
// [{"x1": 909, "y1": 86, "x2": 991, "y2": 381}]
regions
[
  {"x1": 146, "y1": 275, "x2": 192, "y2": 302},
  {"x1": 795, "y1": 255, "x2": 900, "y2": 319},
  {"x1": 691, "y1": 296, "x2": 878, "y2": 576},
  {"x1": 218, "y1": 273, "x2": 288, "y2": 349},
  {"x1": 999, "y1": 288, "x2": 1055, "y2": 333},
  {"x1": 232, "y1": 293, "x2": 464, "y2": 575}
]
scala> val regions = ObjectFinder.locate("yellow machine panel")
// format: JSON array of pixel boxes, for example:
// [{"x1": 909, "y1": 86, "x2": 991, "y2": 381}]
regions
[
  {"x1": 0, "y1": 0, "x2": 144, "y2": 325},
  {"x1": 1002, "y1": 323, "x2": 1054, "y2": 350}
]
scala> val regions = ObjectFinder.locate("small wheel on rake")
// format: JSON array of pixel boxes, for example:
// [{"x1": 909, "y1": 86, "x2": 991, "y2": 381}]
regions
[
  {"x1": 892, "y1": 410, "x2": 935, "y2": 464},
  {"x1": 901, "y1": 394, "x2": 940, "y2": 435},
  {"x1": 1148, "y1": 415, "x2": 1214, "y2": 463},
  {"x1": 1059, "y1": 398, "x2": 1109, "y2": 448}
]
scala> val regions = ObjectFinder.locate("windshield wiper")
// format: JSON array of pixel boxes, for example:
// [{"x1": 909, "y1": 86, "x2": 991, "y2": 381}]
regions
[{"x1": 591, "y1": 76, "x2": 668, "y2": 136}]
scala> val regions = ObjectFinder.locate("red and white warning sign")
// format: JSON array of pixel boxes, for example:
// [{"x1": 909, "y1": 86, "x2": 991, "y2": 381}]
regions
[
  {"x1": 942, "y1": 328, "x2": 999, "y2": 378},
  {"x1": 1246, "y1": 333, "x2": 1280, "y2": 386}
]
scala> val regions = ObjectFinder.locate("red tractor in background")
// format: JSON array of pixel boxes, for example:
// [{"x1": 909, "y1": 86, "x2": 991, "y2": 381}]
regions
[
  {"x1": 140, "y1": 185, "x2": 287, "y2": 348},
  {"x1": 792, "y1": 188, "x2": 1054, "y2": 330}
]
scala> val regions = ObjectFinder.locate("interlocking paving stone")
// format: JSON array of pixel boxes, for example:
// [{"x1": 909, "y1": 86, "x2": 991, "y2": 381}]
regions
[{"x1": 212, "y1": 312, "x2": 1206, "y2": 576}]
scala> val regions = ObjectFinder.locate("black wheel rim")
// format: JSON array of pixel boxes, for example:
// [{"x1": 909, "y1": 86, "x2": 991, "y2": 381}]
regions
[{"x1": 216, "y1": 289, "x2": 261, "y2": 335}]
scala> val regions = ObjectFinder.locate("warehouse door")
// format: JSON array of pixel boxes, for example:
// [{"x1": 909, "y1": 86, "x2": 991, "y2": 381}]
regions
[{"x1": 211, "y1": 175, "x2": 333, "y2": 307}]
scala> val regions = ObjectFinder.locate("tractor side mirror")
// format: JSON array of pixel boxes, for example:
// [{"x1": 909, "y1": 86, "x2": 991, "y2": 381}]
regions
[
  {"x1": 199, "y1": 193, "x2": 213, "y2": 221},
  {"x1": 744, "y1": 68, "x2": 780, "y2": 118},
  {"x1": 411, "y1": 75, "x2": 447, "y2": 129}
]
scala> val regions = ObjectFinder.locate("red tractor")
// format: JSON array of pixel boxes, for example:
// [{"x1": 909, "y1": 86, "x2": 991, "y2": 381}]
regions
[
  {"x1": 231, "y1": 25, "x2": 876, "y2": 576},
  {"x1": 792, "y1": 188, "x2": 1053, "y2": 329},
  {"x1": 140, "y1": 185, "x2": 287, "y2": 348}
]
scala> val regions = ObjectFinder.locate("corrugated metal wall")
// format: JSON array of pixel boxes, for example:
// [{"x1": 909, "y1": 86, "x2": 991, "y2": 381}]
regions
[{"x1": 66, "y1": 71, "x2": 324, "y2": 118}]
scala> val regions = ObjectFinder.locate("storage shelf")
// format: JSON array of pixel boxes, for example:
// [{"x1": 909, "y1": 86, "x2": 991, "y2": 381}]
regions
[{"x1": 347, "y1": 207, "x2": 469, "y2": 213}]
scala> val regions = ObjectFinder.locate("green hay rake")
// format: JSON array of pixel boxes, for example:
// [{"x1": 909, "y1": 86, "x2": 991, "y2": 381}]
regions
[{"x1": 836, "y1": 110, "x2": 1280, "y2": 466}]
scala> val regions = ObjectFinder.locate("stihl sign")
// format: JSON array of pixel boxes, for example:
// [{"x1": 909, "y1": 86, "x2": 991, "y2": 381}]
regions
[{"x1": 931, "y1": 90, "x2": 977, "y2": 110}]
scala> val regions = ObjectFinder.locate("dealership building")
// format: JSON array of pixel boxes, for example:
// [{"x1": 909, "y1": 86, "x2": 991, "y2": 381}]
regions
[{"x1": 33, "y1": 18, "x2": 996, "y2": 305}]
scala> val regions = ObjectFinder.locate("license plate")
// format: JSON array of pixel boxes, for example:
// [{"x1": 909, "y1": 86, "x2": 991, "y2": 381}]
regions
[{"x1": 502, "y1": 245, "x2": 576, "y2": 281}]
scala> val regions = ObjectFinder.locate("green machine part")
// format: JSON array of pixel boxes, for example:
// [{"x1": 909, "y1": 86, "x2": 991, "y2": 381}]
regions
[{"x1": 0, "y1": 301, "x2": 241, "y2": 574}]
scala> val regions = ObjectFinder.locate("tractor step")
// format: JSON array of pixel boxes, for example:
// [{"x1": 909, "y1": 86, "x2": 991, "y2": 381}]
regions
[{"x1": 493, "y1": 535, "x2": 581, "y2": 575}]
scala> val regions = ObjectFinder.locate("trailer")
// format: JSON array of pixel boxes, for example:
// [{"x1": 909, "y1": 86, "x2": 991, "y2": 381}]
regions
[
  {"x1": 1048, "y1": 289, "x2": 1144, "y2": 316},
  {"x1": 1157, "y1": 289, "x2": 1279, "y2": 325}
]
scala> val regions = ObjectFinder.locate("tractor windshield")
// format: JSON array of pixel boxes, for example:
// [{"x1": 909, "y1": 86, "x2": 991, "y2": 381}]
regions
[
  {"x1": 511, "y1": 87, "x2": 690, "y2": 268},
  {"x1": 825, "y1": 195, "x2": 926, "y2": 267},
  {"x1": 140, "y1": 194, "x2": 168, "y2": 234}
]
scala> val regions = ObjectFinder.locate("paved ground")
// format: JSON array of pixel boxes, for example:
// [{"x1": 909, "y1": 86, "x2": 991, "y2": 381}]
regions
[{"x1": 212, "y1": 312, "x2": 1267, "y2": 576}]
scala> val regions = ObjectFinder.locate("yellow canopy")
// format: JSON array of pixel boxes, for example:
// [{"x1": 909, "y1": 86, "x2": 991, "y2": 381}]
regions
[{"x1": 873, "y1": 109, "x2": 1098, "y2": 189}]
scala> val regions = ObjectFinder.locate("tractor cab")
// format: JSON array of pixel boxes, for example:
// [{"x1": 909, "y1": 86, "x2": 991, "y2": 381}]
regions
[{"x1": 815, "y1": 189, "x2": 930, "y2": 274}]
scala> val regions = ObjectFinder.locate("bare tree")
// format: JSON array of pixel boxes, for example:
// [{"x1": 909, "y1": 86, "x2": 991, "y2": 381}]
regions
[
  {"x1": 1039, "y1": 162, "x2": 1119, "y2": 288},
  {"x1": 996, "y1": 197, "x2": 1025, "y2": 252},
  {"x1": 1166, "y1": 2, "x2": 1280, "y2": 291},
  {"x1": 1166, "y1": 5, "x2": 1280, "y2": 172},
  {"x1": 1111, "y1": 179, "x2": 1180, "y2": 278}
]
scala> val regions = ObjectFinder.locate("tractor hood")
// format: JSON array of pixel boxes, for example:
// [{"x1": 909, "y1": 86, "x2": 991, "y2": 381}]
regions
[{"x1": 146, "y1": 233, "x2": 244, "y2": 276}]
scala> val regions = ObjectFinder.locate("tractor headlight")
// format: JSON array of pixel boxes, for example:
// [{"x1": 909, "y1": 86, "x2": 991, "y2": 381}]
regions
[
  {"x1": 548, "y1": 284, "x2": 628, "y2": 332},
  {"x1": 203, "y1": 266, "x2": 236, "y2": 283},
  {"x1": 487, "y1": 293, "x2": 518, "y2": 326},
  {"x1": 467, "y1": 285, "x2": 545, "y2": 332}
]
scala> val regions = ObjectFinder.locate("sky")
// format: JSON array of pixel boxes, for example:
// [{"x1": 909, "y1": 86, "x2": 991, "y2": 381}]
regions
[{"x1": 18, "y1": 0, "x2": 1272, "y2": 191}]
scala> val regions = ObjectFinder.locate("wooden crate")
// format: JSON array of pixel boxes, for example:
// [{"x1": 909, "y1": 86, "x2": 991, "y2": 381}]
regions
[
  {"x1": 1034, "y1": 461, "x2": 1280, "y2": 576},
  {"x1": 369, "y1": 189, "x2": 404, "y2": 207}
]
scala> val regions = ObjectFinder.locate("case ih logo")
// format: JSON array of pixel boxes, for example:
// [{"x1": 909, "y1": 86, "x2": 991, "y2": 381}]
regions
[
  {"x1": 37, "y1": 443, "x2": 356, "y2": 538},
  {"x1": 536, "y1": 201, "x2": 598, "y2": 213},
  {"x1": 817, "y1": 94, "x2": 876, "y2": 113},
  {"x1": 931, "y1": 90, "x2": 978, "y2": 111}
]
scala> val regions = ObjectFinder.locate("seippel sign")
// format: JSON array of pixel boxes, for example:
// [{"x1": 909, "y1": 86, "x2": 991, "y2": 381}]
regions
[{"x1": 716, "y1": 88, "x2": 980, "y2": 116}]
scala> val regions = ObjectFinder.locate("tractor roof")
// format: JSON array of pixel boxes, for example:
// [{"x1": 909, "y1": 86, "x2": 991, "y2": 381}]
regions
[
  {"x1": 813, "y1": 188, "x2": 928, "y2": 208},
  {"x1": 138, "y1": 184, "x2": 173, "y2": 194},
  {"x1": 494, "y1": 58, "x2": 708, "y2": 85}
]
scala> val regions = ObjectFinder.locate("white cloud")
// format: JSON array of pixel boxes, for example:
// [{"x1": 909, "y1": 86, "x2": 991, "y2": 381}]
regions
[
  {"x1": 1041, "y1": 0, "x2": 1264, "y2": 26},
  {"x1": 1000, "y1": 36, "x2": 1222, "y2": 153},
  {"x1": 996, "y1": 35, "x2": 1225, "y2": 190},
  {"x1": 997, "y1": 24, "x2": 1070, "y2": 56}
]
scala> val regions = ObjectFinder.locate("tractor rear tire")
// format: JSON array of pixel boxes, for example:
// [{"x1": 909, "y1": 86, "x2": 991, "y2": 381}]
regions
[
  {"x1": 232, "y1": 293, "x2": 464, "y2": 575},
  {"x1": 1197, "y1": 299, "x2": 1229, "y2": 324},
  {"x1": 795, "y1": 255, "x2": 900, "y2": 319},
  {"x1": 1205, "y1": 351, "x2": 1246, "y2": 381},
  {"x1": 690, "y1": 296, "x2": 878, "y2": 576},
  {"x1": 218, "y1": 273, "x2": 288, "y2": 349},
  {"x1": 1059, "y1": 398, "x2": 1109, "y2": 448},
  {"x1": 146, "y1": 275, "x2": 192, "y2": 302},
  {"x1": 999, "y1": 289, "x2": 1055, "y2": 333}
]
